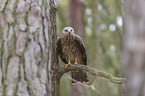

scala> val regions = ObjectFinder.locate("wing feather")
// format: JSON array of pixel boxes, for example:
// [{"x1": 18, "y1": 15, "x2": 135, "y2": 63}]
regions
[
  {"x1": 56, "y1": 37, "x2": 68, "y2": 64},
  {"x1": 74, "y1": 35, "x2": 87, "y2": 65}
]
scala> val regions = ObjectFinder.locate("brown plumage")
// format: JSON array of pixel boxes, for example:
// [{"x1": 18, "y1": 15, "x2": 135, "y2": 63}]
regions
[{"x1": 56, "y1": 27, "x2": 89, "y2": 83}]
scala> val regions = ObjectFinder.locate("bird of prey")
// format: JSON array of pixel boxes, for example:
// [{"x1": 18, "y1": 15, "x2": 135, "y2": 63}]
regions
[{"x1": 56, "y1": 27, "x2": 89, "y2": 83}]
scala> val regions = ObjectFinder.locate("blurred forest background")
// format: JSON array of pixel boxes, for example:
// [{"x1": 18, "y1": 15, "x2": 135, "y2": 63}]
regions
[
  {"x1": 57, "y1": 0, "x2": 123, "y2": 96},
  {"x1": 0, "y1": 0, "x2": 145, "y2": 96}
]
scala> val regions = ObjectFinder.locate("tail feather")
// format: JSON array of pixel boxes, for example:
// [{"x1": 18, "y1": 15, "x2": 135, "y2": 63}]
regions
[{"x1": 71, "y1": 71, "x2": 89, "y2": 83}]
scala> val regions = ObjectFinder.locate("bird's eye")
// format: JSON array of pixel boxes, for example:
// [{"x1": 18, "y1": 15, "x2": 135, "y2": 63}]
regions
[
  {"x1": 71, "y1": 29, "x2": 73, "y2": 31},
  {"x1": 65, "y1": 30, "x2": 68, "y2": 32}
]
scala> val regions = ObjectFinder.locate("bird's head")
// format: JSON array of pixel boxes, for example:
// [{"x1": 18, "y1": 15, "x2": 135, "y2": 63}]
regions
[{"x1": 62, "y1": 27, "x2": 74, "y2": 35}]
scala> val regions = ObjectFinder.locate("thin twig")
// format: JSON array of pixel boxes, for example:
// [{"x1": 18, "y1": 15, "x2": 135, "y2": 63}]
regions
[{"x1": 121, "y1": 0, "x2": 125, "y2": 3}]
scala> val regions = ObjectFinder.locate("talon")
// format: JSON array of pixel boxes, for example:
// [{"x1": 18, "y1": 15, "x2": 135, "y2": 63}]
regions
[
  {"x1": 66, "y1": 59, "x2": 71, "y2": 68},
  {"x1": 74, "y1": 58, "x2": 78, "y2": 64},
  {"x1": 68, "y1": 59, "x2": 71, "y2": 65},
  {"x1": 65, "y1": 64, "x2": 69, "y2": 68}
]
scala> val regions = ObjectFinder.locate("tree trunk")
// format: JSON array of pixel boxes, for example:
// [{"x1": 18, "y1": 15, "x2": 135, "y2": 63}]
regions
[
  {"x1": 0, "y1": 0, "x2": 59, "y2": 96},
  {"x1": 47, "y1": 0, "x2": 60, "y2": 96},
  {"x1": 0, "y1": 0, "x2": 50, "y2": 96},
  {"x1": 123, "y1": 0, "x2": 145, "y2": 96},
  {"x1": 68, "y1": 0, "x2": 83, "y2": 37},
  {"x1": 68, "y1": 0, "x2": 85, "y2": 96}
]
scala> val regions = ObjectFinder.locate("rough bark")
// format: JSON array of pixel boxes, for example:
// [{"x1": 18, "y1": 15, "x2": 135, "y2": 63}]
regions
[
  {"x1": 47, "y1": 0, "x2": 60, "y2": 96},
  {"x1": 123, "y1": 0, "x2": 145, "y2": 96},
  {"x1": 0, "y1": 0, "x2": 49, "y2": 96}
]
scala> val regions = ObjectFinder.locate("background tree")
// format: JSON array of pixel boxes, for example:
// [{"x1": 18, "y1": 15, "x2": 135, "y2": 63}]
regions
[
  {"x1": 123, "y1": 0, "x2": 145, "y2": 96},
  {"x1": 67, "y1": 0, "x2": 84, "y2": 96},
  {"x1": 57, "y1": 0, "x2": 124, "y2": 96}
]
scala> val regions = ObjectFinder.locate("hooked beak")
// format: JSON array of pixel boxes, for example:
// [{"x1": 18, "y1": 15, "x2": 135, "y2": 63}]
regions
[{"x1": 68, "y1": 32, "x2": 71, "y2": 35}]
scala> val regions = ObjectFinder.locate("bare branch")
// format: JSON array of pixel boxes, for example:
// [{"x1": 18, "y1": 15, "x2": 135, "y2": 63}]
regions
[{"x1": 59, "y1": 64, "x2": 125, "y2": 84}]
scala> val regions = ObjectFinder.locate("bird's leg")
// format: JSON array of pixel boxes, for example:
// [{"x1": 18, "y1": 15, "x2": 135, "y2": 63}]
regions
[
  {"x1": 65, "y1": 59, "x2": 71, "y2": 68},
  {"x1": 68, "y1": 59, "x2": 71, "y2": 64},
  {"x1": 65, "y1": 64, "x2": 68, "y2": 68},
  {"x1": 74, "y1": 58, "x2": 79, "y2": 72},
  {"x1": 74, "y1": 58, "x2": 78, "y2": 64}
]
